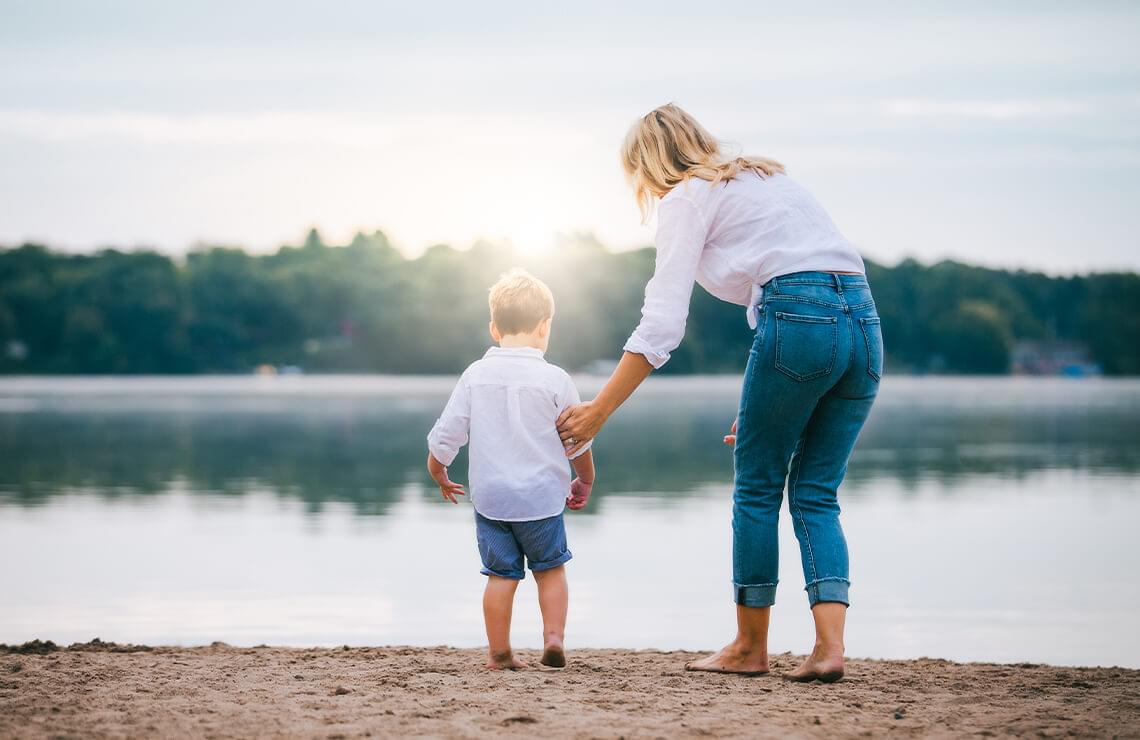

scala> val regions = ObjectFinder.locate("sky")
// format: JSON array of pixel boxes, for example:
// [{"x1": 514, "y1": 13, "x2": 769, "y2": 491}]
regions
[{"x1": 1, "y1": 0, "x2": 1138, "y2": 273}]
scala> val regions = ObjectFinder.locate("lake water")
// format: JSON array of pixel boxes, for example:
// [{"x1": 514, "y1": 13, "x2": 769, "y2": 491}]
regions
[{"x1": 1, "y1": 376, "x2": 1138, "y2": 668}]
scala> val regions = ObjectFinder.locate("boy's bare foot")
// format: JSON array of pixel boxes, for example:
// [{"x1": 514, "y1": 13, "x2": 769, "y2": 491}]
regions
[
  {"x1": 783, "y1": 647, "x2": 844, "y2": 683},
  {"x1": 486, "y1": 651, "x2": 528, "y2": 670},
  {"x1": 685, "y1": 640, "x2": 769, "y2": 676},
  {"x1": 540, "y1": 640, "x2": 566, "y2": 668}
]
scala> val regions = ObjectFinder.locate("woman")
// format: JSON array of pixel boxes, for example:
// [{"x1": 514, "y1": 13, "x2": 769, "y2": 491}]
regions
[{"x1": 557, "y1": 103, "x2": 882, "y2": 682}]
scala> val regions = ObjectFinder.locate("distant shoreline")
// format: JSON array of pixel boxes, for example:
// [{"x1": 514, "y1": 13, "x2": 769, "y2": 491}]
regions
[
  {"x1": 1, "y1": 373, "x2": 1137, "y2": 380},
  {"x1": 3, "y1": 242, "x2": 1138, "y2": 376},
  {"x1": 2, "y1": 373, "x2": 1139, "y2": 385},
  {"x1": 3, "y1": 640, "x2": 1137, "y2": 737}
]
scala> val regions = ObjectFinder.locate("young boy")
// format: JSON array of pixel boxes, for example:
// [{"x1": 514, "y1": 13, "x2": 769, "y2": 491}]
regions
[{"x1": 426, "y1": 269, "x2": 595, "y2": 671}]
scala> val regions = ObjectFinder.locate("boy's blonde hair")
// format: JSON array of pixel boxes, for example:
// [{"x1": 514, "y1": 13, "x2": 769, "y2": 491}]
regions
[
  {"x1": 621, "y1": 102, "x2": 785, "y2": 221},
  {"x1": 488, "y1": 268, "x2": 555, "y2": 335}
]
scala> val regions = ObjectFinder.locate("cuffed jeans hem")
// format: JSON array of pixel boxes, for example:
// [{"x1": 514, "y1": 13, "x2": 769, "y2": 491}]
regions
[
  {"x1": 734, "y1": 582, "x2": 777, "y2": 608},
  {"x1": 804, "y1": 577, "x2": 850, "y2": 607},
  {"x1": 480, "y1": 567, "x2": 524, "y2": 580},
  {"x1": 529, "y1": 550, "x2": 572, "y2": 573}
]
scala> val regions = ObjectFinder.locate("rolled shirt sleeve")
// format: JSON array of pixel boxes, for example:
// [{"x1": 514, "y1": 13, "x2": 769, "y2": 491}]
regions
[
  {"x1": 427, "y1": 374, "x2": 471, "y2": 466},
  {"x1": 623, "y1": 196, "x2": 708, "y2": 368}
]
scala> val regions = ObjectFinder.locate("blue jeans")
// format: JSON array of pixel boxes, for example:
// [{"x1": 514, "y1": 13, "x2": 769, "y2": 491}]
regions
[{"x1": 733, "y1": 272, "x2": 882, "y2": 608}]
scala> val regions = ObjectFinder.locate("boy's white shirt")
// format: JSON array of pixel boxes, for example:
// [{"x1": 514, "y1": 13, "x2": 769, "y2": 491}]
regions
[{"x1": 427, "y1": 346, "x2": 591, "y2": 522}]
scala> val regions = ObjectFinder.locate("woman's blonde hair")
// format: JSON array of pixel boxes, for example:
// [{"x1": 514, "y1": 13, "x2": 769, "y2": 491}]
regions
[{"x1": 621, "y1": 103, "x2": 785, "y2": 221}]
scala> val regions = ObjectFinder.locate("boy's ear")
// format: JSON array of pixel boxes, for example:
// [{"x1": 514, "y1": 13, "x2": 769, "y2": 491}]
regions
[
  {"x1": 538, "y1": 317, "x2": 552, "y2": 338},
  {"x1": 489, "y1": 321, "x2": 501, "y2": 343}
]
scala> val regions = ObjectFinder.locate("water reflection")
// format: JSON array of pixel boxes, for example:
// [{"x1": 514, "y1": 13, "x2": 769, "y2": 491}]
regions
[
  {"x1": 1, "y1": 376, "x2": 1137, "y2": 511},
  {"x1": 2, "y1": 376, "x2": 1139, "y2": 665}
]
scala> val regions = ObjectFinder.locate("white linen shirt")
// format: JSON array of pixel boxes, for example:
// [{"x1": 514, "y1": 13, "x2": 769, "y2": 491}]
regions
[
  {"x1": 427, "y1": 346, "x2": 591, "y2": 522},
  {"x1": 623, "y1": 172, "x2": 866, "y2": 368}
]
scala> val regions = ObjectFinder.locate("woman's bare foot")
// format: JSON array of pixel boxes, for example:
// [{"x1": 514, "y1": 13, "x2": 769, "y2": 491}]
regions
[
  {"x1": 486, "y1": 650, "x2": 528, "y2": 670},
  {"x1": 784, "y1": 646, "x2": 844, "y2": 683},
  {"x1": 540, "y1": 639, "x2": 566, "y2": 668},
  {"x1": 685, "y1": 640, "x2": 769, "y2": 676}
]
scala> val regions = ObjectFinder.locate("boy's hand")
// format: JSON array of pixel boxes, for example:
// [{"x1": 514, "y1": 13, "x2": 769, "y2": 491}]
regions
[
  {"x1": 723, "y1": 417, "x2": 737, "y2": 446},
  {"x1": 427, "y1": 452, "x2": 465, "y2": 504},
  {"x1": 566, "y1": 478, "x2": 592, "y2": 510},
  {"x1": 433, "y1": 468, "x2": 466, "y2": 504}
]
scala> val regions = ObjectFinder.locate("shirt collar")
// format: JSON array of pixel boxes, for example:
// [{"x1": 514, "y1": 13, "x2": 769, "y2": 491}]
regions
[{"x1": 484, "y1": 345, "x2": 546, "y2": 360}]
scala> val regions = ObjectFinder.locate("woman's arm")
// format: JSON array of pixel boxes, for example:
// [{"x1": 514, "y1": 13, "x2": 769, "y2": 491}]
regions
[
  {"x1": 557, "y1": 196, "x2": 707, "y2": 456},
  {"x1": 557, "y1": 351, "x2": 653, "y2": 457},
  {"x1": 621, "y1": 197, "x2": 707, "y2": 368}
]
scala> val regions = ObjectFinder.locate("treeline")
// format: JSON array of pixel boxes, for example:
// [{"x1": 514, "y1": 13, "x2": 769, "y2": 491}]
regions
[{"x1": 0, "y1": 230, "x2": 1137, "y2": 375}]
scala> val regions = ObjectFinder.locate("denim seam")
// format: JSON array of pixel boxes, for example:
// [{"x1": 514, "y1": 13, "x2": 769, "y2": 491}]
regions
[
  {"x1": 774, "y1": 280, "x2": 868, "y2": 289},
  {"x1": 739, "y1": 311, "x2": 766, "y2": 439},
  {"x1": 860, "y1": 317, "x2": 881, "y2": 381},
  {"x1": 787, "y1": 437, "x2": 819, "y2": 583},
  {"x1": 804, "y1": 576, "x2": 850, "y2": 587},
  {"x1": 765, "y1": 295, "x2": 846, "y2": 310},
  {"x1": 769, "y1": 297, "x2": 875, "y2": 313},
  {"x1": 774, "y1": 311, "x2": 836, "y2": 324},
  {"x1": 847, "y1": 314, "x2": 856, "y2": 371},
  {"x1": 733, "y1": 581, "x2": 778, "y2": 587}
]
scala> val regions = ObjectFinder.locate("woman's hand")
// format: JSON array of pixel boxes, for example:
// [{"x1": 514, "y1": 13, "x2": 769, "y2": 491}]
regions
[
  {"x1": 557, "y1": 352, "x2": 654, "y2": 458},
  {"x1": 557, "y1": 401, "x2": 608, "y2": 458},
  {"x1": 723, "y1": 417, "x2": 737, "y2": 446}
]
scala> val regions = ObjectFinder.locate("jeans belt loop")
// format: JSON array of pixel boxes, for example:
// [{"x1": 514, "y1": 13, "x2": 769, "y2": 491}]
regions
[{"x1": 833, "y1": 273, "x2": 844, "y2": 294}]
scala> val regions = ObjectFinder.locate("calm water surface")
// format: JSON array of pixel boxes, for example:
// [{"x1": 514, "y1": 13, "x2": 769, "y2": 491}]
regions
[{"x1": 1, "y1": 376, "x2": 1138, "y2": 667}]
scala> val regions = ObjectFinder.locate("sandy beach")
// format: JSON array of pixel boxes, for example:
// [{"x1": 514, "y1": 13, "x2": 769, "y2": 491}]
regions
[{"x1": 2, "y1": 640, "x2": 1138, "y2": 738}]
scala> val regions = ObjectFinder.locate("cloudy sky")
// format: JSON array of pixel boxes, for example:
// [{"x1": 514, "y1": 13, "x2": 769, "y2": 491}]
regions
[{"x1": 1, "y1": 1, "x2": 1138, "y2": 272}]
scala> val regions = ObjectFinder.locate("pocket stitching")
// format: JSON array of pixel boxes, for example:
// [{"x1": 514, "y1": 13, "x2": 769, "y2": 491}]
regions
[
  {"x1": 774, "y1": 312, "x2": 838, "y2": 382},
  {"x1": 860, "y1": 317, "x2": 882, "y2": 381},
  {"x1": 774, "y1": 311, "x2": 838, "y2": 325}
]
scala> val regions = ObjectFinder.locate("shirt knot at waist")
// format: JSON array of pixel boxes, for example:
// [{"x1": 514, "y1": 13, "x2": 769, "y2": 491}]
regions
[{"x1": 746, "y1": 284, "x2": 764, "y2": 330}]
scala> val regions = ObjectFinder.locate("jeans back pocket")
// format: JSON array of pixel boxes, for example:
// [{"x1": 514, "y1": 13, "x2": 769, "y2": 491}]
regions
[
  {"x1": 774, "y1": 311, "x2": 838, "y2": 382},
  {"x1": 860, "y1": 316, "x2": 884, "y2": 381}
]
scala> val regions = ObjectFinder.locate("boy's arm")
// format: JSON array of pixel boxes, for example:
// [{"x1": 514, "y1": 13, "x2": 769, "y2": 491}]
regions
[
  {"x1": 570, "y1": 449, "x2": 594, "y2": 483},
  {"x1": 427, "y1": 452, "x2": 465, "y2": 504},
  {"x1": 426, "y1": 374, "x2": 471, "y2": 504},
  {"x1": 567, "y1": 449, "x2": 594, "y2": 510}
]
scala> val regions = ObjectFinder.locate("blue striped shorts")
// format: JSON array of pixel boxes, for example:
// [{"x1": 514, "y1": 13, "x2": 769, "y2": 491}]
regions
[{"x1": 474, "y1": 510, "x2": 572, "y2": 580}]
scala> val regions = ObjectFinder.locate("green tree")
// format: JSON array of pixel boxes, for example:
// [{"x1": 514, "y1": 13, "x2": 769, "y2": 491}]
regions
[
  {"x1": 1079, "y1": 273, "x2": 1140, "y2": 375},
  {"x1": 932, "y1": 301, "x2": 1013, "y2": 374},
  {"x1": 1, "y1": 237, "x2": 1137, "y2": 376}
]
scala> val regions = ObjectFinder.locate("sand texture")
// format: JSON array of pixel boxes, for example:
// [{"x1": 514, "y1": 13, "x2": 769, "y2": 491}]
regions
[{"x1": 2, "y1": 640, "x2": 1138, "y2": 738}]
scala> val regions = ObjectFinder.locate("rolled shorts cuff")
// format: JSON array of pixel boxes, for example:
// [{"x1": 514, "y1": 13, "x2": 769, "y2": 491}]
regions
[
  {"x1": 805, "y1": 577, "x2": 850, "y2": 607},
  {"x1": 733, "y1": 582, "x2": 777, "y2": 608},
  {"x1": 480, "y1": 566, "x2": 525, "y2": 580},
  {"x1": 529, "y1": 550, "x2": 572, "y2": 573}
]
